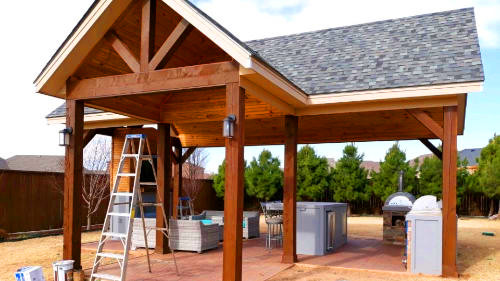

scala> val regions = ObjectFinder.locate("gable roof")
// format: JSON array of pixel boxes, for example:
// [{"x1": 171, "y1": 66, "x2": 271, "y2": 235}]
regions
[
  {"x1": 0, "y1": 157, "x2": 8, "y2": 170},
  {"x1": 246, "y1": 8, "x2": 483, "y2": 95},
  {"x1": 6, "y1": 155, "x2": 65, "y2": 173},
  {"x1": 35, "y1": 1, "x2": 483, "y2": 101}
]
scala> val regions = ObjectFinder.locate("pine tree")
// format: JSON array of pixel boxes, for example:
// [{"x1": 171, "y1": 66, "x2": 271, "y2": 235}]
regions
[
  {"x1": 477, "y1": 135, "x2": 500, "y2": 216},
  {"x1": 330, "y1": 144, "x2": 369, "y2": 207},
  {"x1": 296, "y1": 145, "x2": 330, "y2": 201},
  {"x1": 212, "y1": 160, "x2": 226, "y2": 198},
  {"x1": 370, "y1": 143, "x2": 418, "y2": 201},
  {"x1": 245, "y1": 150, "x2": 283, "y2": 201}
]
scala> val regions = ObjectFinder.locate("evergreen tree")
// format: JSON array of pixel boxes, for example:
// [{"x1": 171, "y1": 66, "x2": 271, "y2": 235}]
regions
[
  {"x1": 330, "y1": 144, "x2": 369, "y2": 205},
  {"x1": 297, "y1": 145, "x2": 330, "y2": 201},
  {"x1": 370, "y1": 143, "x2": 418, "y2": 201},
  {"x1": 245, "y1": 150, "x2": 283, "y2": 201},
  {"x1": 477, "y1": 135, "x2": 500, "y2": 216},
  {"x1": 212, "y1": 160, "x2": 226, "y2": 198}
]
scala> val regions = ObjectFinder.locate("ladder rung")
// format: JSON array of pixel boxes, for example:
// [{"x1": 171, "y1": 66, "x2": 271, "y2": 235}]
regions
[
  {"x1": 112, "y1": 202, "x2": 130, "y2": 205},
  {"x1": 140, "y1": 182, "x2": 157, "y2": 186},
  {"x1": 126, "y1": 134, "x2": 146, "y2": 139},
  {"x1": 108, "y1": 212, "x2": 130, "y2": 217},
  {"x1": 142, "y1": 203, "x2": 163, "y2": 207},
  {"x1": 122, "y1": 154, "x2": 140, "y2": 158},
  {"x1": 147, "y1": 227, "x2": 168, "y2": 231},
  {"x1": 92, "y1": 273, "x2": 121, "y2": 281},
  {"x1": 117, "y1": 173, "x2": 136, "y2": 177},
  {"x1": 103, "y1": 232, "x2": 127, "y2": 238},
  {"x1": 112, "y1": 192, "x2": 134, "y2": 197},
  {"x1": 97, "y1": 252, "x2": 124, "y2": 259}
]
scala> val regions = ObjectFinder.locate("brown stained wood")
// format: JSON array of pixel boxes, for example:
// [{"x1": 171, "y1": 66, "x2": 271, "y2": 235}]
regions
[
  {"x1": 83, "y1": 129, "x2": 97, "y2": 148},
  {"x1": 156, "y1": 124, "x2": 171, "y2": 253},
  {"x1": 408, "y1": 109, "x2": 444, "y2": 140},
  {"x1": 67, "y1": 62, "x2": 239, "y2": 100},
  {"x1": 282, "y1": 115, "x2": 298, "y2": 264},
  {"x1": 105, "y1": 32, "x2": 141, "y2": 73},
  {"x1": 141, "y1": 0, "x2": 156, "y2": 72},
  {"x1": 149, "y1": 19, "x2": 191, "y2": 71},
  {"x1": 419, "y1": 138, "x2": 443, "y2": 160},
  {"x1": 180, "y1": 147, "x2": 196, "y2": 164},
  {"x1": 63, "y1": 99, "x2": 84, "y2": 270},
  {"x1": 442, "y1": 106, "x2": 458, "y2": 277},
  {"x1": 223, "y1": 83, "x2": 245, "y2": 281},
  {"x1": 85, "y1": 97, "x2": 160, "y2": 123},
  {"x1": 172, "y1": 142, "x2": 182, "y2": 219}
]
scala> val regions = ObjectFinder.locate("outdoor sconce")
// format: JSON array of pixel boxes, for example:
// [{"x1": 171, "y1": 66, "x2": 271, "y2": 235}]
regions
[
  {"x1": 59, "y1": 127, "x2": 73, "y2": 146},
  {"x1": 223, "y1": 114, "x2": 236, "y2": 138}
]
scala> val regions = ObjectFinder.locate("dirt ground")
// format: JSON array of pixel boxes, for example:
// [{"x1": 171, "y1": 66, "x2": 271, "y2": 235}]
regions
[{"x1": 0, "y1": 217, "x2": 498, "y2": 281}]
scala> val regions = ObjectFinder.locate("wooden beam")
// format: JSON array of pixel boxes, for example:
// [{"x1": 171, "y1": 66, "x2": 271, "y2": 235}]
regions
[
  {"x1": 442, "y1": 106, "x2": 458, "y2": 277},
  {"x1": 407, "y1": 109, "x2": 444, "y2": 140},
  {"x1": 67, "y1": 61, "x2": 239, "y2": 100},
  {"x1": 63, "y1": 99, "x2": 84, "y2": 269},
  {"x1": 172, "y1": 142, "x2": 182, "y2": 219},
  {"x1": 140, "y1": 0, "x2": 156, "y2": 72},
  {"x1": 105, "y1": 32, "x2": 140, "y2": 73},
  {"x1": 156, "y1": 123, "x2": 171, "y2": 254},
  {"x1": 223, "y1": 83, "x2": 245, "y2": 281},
  {"x1": 149, "y1": 19, "x2": 191, "y2": 71},
  {"x1": 85, "y1": 98, "x2": 160, "y2": 123},
  {"x1": 180, "y1": 147, "x2": 196, "y2": 164},
  {"x1": 419, "y1": 138, "x2": 442, "y2": 160},
  {"x1": 240, "y1": 78, "x2": 295, "y2": 115},
  {"x1": 282, "y1": 115, "x2": 298, "y2": 264},
  {"x1": 83, "y1": 129, "x2": 97, "y2": 148}
]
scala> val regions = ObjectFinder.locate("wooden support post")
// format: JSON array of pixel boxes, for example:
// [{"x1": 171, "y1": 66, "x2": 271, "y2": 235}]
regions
[
  {"x1": 223, "y1": 83, "x2": 245, "y2": 281},
  {"x1": 442, "y1": 106, "x2": 458, "y2": 277},
  {"x1": 156, "y1": 123, "x2": 171, "y2": 254},
  {"x1": 63, "y1": 99, "x2": 84, "y2": 270},
  {"x1": 172, "y1": 142, "x2": 182, "y2": 219},
  {"x1": 282, "y1": 115, "x2": 298, "y2": 264}
]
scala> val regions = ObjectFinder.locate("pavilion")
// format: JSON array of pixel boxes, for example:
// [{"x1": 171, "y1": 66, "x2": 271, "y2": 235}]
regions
[{"x1": 37, "y1": 0, "x2": 484, "y2": 279}]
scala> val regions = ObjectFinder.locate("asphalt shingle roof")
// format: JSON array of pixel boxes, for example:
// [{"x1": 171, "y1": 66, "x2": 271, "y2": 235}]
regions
[
  {"x1": 47, "y1": 103, "x2": 104, "y2": 118},
  {"x1": 6, "y1": 155, "x2": 65, "y2": 173},
  {"x1": 245, "y1": 8, "x2": 484, "y2": 95}
]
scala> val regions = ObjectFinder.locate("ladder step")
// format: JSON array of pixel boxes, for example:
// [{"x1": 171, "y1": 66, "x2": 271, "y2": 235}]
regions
[
  {"x1": 103, "y1": 232, "x2": 127, "y2": 238},
  {"x1": 108, "y1": 212, "x2": 130, "y2": 217},
  {"x1": 140, "y1": 182, "x2": 157, "y2": 186},
  {"x1": 117, "y1": 173, "x2": 136, "y2": 177},
  {"x1": 112, "y1": 192, "x2": 134, "y2": 197},
  {"x1": 122, "y1": 153, "x2": 140, "y2": 158},
  {"x1": 126, "y1": 134, "x2": 146, "y2": 139},
  {"x1": 142, "y1": 203, "x2": 163, "y2": 207},
  {"x1": 147, "y1": 227, "x2": 168, "y2": 231},
  {"x1": 97, "y1": 252, "x2": 124, "y2": 259},
  {"x1": 92, "y1": 273, "x2": 121, "y2": 281}
]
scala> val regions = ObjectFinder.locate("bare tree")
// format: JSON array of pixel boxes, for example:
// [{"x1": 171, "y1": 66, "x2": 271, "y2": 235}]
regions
[
  {"x1": 52, "y1": 137, "x2": 111, "y2": 230},
  {"x1": 182, "y1": 148, "x2": 208, "y2": 203}
]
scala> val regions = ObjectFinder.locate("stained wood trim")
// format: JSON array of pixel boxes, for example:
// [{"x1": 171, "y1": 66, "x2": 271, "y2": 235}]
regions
[
  {"x1": 83, "y1": 130, "x2": 97, "y2": 147},
  {"x1": 140, "y1": 0, "x2": 156, "y2": 72},
  {"x1": 156, "y1": 123, "x2": 171, "y2": 254},
  {"x1": 180, "y1": 147, "x2": 196, "y2": 164},
  {"x1": 67, "y1": 61, "x2": 239, "y2": 100},
  {"x1": 172, "y1": 142, "x2": 182, "y2": 219},
  {"x1": 105, "y1": 32, "x2": 140, "y2": 73},
  {"x1": 63, "y1": 99, "x2": 84, "y2": 269},
  {"x1": 419, "y1": 138, "x2": 442, "y2": 160},
  {"x1": 442, "y1": 106, "x2": 458, "y2": 277},
  {"x1": 457, "y1": 94, "x2": 467, "y2": 134},
  {"x1": 282, "y1": 115, "x2": 298, "y2": 264},
  {"x1": 85, "y1": 100, "x2": 160, "y2": 123},
  {"x1": 240, "y1": 78, "x2": 295, "y2": 114},
  {"x1": 149, "y1": 19, "x2": 191, "y2": 71},
  {"x1": 407, "y1": 109, "x2": 444, "y2": 140},
  {"x1": 223, "y1": 83, "x2": 245, "y2": 281}
]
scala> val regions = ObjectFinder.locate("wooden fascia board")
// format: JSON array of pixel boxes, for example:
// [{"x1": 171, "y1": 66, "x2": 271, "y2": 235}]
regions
[
  {"x1": 67, "y1": 61, "x2": 239, "y2": 100},
  {"x1": 297, "y1": 95, "x2": 459, "y2": 116},
  {"x1": 240, "y1": 78, "x2": 295, "y2": 115},
  {"x1": 162, "y1": 0, "x2": 252, "y2": 68},
  {"x1": 34, "y1": 0, "x2": 133, "y2": 96},
  {"x1": 457, "y1": 94, "x2": 467, "y2": 135}
]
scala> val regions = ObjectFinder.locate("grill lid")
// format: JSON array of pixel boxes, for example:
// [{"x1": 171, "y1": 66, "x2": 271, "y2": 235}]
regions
[{"x1": 382, "y1": 192, "x2": 416, "y2": 211}]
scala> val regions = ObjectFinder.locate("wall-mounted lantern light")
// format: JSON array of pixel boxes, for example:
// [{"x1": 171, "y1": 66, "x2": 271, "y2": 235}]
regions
[
  {"x1": 223, "y1": 114, "x2": 236, "y2": 138},
  {"x1": 59, "y1": 127, "x2": 73, "y2": 146}
]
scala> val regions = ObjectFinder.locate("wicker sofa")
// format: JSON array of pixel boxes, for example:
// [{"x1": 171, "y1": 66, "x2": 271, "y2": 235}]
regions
[
  {"x1": 168, "y1": 219, "x2": 219, "y2": 253},
  {"x1": 190, "y1": 210, "x2": 260, "y2": 239}
]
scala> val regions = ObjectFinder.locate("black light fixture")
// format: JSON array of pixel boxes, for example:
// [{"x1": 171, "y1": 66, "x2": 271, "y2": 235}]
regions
[
  {"x1": 59, "y1": 127, "x2": 73, "y2": 146},
  {"x1": 223, "y1": 114, "x2": 236, "y2": 138}
]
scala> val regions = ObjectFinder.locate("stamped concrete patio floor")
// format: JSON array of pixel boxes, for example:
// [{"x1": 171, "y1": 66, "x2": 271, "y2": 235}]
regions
[{"x1": 83, "y1": 237, "x2": 404, "y2": 280}]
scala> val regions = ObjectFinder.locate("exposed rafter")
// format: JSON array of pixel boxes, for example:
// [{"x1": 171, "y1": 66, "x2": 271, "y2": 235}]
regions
[
  {"x1": 407, "y1": 109, "x2": 443, "y2": 140},
  {"x1": 105, "y1": 32, "x2": 140, "y2": 73},
  {"x1": 419, "y1": 138, "x2": 443, "y2": 160},
  {"x1": 149, "y1": 19, "x2": 191, "y2": 71},
  {"x1": 180, "y1": 147, "x2": 196, "y2": 163}
]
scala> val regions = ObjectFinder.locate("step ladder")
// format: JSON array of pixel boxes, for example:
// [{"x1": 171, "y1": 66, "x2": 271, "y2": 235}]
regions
[
  {"x1": 178, "y1": 197, "x2": 194, "y2": 220},
  {"x1": 90, "y1": 134, "x2": 178, "y2": 281}
]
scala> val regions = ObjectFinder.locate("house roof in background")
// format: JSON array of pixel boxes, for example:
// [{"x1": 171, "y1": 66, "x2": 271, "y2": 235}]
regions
[
  {"x1": 46, "y1": 103, "x2": 103, "y2": 118},
  {"x1": 246, "y1": 8, "x2": 483, "y2": 95},
  {"x1": 459, "y1": 148, "x2": 482, "y2": 166},
  {"x1": 0, "y1": 157, "x2": 8, "y2": 170},
  {"x1": 6, "y1": 155, "x2": 65, "y2": 173}
]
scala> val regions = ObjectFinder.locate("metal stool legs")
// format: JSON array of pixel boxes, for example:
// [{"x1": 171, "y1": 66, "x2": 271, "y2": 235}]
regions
[{"x1": 266, "y1": 222, "x2": 283, "y2": 249}]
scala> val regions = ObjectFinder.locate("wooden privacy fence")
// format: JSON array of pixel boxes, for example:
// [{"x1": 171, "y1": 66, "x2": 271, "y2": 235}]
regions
[{"x1": 0, "y1": 169, "x2": 108, "y2": 233}]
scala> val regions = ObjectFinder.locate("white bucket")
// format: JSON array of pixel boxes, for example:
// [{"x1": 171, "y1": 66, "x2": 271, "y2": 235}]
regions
[{"x1": 52, "y1": 260, "x2": 74, "y2": 281}]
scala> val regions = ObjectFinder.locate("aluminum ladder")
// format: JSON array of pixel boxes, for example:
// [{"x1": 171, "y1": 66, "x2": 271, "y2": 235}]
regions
[{"x1": 90, "y1": 134, "x2": 178, "y2": 281}]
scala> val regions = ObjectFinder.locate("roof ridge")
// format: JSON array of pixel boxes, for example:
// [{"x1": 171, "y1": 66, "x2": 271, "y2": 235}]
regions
[{"x1": 245, "y1": 7, "x2": 474, "y2": 44}]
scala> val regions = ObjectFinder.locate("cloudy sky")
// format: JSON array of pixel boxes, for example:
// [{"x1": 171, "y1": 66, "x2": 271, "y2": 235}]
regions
[{"x1": 0, "y1": 0, "x2": 499, "y2": 173}]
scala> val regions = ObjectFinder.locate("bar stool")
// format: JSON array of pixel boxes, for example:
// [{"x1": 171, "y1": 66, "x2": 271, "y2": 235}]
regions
[{"x1": 261, "y1": 202, "x2": 283, "y2": 249}]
